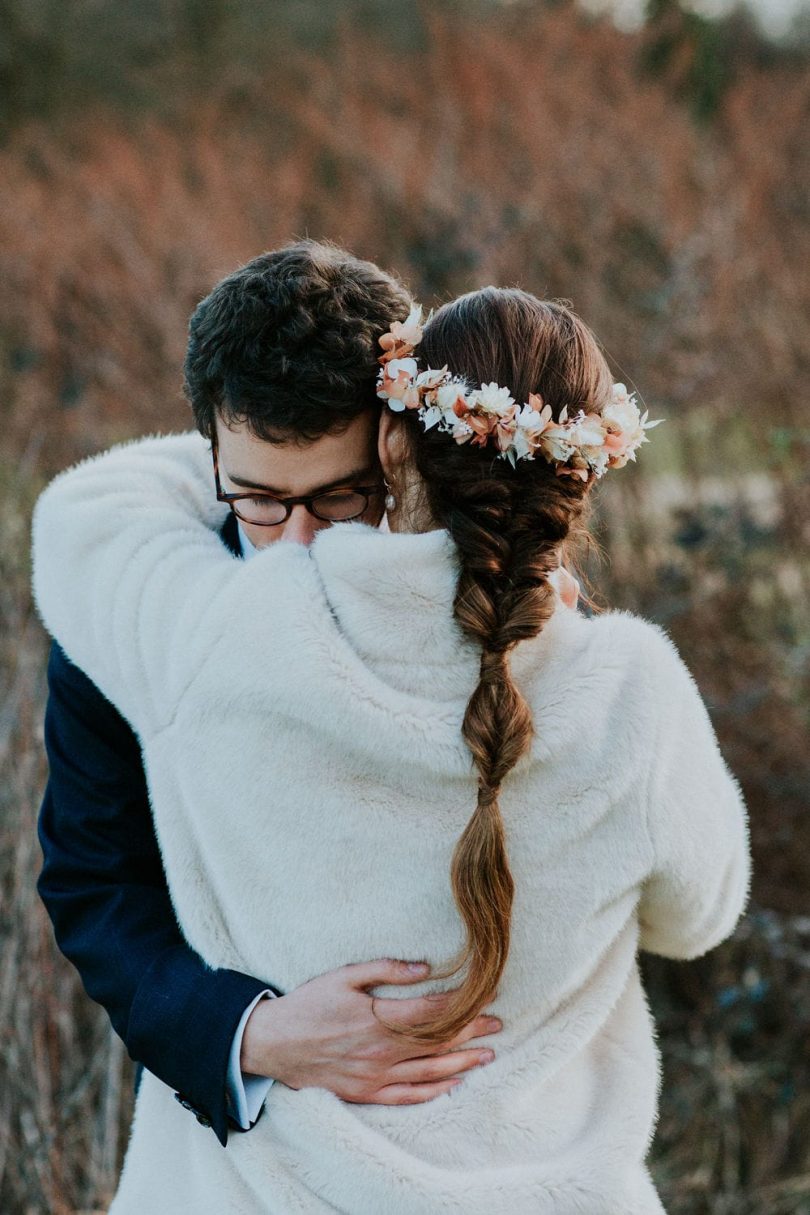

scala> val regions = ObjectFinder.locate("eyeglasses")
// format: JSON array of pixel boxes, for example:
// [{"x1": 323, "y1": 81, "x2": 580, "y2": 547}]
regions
[{"x1": 211, "y1": 436, "x2": 384, "y2": 527}]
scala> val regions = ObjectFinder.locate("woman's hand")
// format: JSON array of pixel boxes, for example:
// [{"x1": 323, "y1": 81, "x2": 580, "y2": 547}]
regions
[{"x1": 240, "y1": 958, "x2": 502, "y2": 1105}]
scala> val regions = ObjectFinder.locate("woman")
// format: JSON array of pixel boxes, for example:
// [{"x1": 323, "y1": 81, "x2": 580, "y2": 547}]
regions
[{"x1": 32, "y1": 288, "x2": 751, "y2": 1214}]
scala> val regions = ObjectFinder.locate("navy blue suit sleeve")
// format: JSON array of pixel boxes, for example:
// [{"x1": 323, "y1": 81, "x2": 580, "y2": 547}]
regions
[{"x1": 37, "y1": 639, "x2": 281, "y2": 1146}]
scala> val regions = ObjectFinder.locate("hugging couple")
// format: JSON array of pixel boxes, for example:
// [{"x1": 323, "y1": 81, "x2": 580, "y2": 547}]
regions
[{"x1": 32, "y1": 239, "x2": 751, "y2": 1214}]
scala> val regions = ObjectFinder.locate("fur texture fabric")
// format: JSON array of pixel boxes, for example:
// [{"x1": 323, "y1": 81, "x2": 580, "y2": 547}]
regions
[{"x1": 31, "y1": 432, "x2": 752, "y2": 1214}]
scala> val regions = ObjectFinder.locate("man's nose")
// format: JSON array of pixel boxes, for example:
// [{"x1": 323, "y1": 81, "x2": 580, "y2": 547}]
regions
[{"x1": 280, "y1": 504, "x2": 327, "y2": 546}]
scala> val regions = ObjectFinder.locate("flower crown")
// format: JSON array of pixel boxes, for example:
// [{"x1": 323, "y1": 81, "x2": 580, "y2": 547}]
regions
[{"x1": 376, "y1": 304, "x2": 664, "y2": 479}]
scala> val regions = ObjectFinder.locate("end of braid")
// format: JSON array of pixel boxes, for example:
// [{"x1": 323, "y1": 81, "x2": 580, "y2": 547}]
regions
[{"x1": 382, "y1": 775, "x2": 515, "y2": 1046}]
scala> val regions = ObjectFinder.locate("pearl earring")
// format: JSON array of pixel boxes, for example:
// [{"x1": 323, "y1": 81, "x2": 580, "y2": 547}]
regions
[{"x1": 384, "y1": 480, "x2": 397, "y2": 512}]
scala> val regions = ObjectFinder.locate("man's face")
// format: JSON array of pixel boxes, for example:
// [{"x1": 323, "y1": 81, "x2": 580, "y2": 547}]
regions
[{"x1": 214, "y1": 410, "x2": 385, "y2": 548}]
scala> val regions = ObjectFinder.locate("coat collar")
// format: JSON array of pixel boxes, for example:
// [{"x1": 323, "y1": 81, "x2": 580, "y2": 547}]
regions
[
  {"x1": 219, "y1": 510, "x2": 242, "y2": 559},
  {"x1": 306, "y1": 521, "x2": 580, "y2": 700}
]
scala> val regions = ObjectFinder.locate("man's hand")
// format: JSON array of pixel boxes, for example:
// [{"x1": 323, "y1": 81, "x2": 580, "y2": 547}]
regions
[{"x1": 240, "y1": 959, "x2": 502, "y2": 1105}]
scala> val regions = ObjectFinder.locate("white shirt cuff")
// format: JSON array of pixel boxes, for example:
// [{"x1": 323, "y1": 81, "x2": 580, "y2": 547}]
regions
[{"x1": 226, "y1": 989, "x2": 276, "y2": 1127}]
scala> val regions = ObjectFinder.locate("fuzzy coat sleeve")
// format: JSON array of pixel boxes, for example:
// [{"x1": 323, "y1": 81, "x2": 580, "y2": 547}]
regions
[
  {"x1": 637, "y1": 623, "x2": 752, "y2": 960},
  {"x1": 30, "y1": 432, "x2": 245, "y2": 737}
]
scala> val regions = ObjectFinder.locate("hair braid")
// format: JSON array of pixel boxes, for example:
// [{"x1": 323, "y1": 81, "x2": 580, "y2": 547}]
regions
[
  {"x1": 377, "y1": 290, "x2": 606, "y2": 1045},
  {"x1": 399, "y1": 477, "x2": 584, "y2": 1043}
]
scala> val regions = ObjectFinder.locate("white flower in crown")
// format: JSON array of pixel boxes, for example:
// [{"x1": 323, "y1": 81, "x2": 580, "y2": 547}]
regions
[
  {"x1": 601, "y1": 382, "x2": 664, "y2": 469},
  {"x1": 386, "y1": 356, "x2": 419, "y2": 382},
  {"x1": 538, "y1": 403, "x2": 579, "y2": 463},
  {"x1": 416, "y1": 366, "x2": 448, "y2": 391},
  {"x1": 378, "y1": 304, "x2": 425, "y2": 365},
  {"x1": 420, "y1": 404, "x2": 445, "y2": 430},
  {"x1": 470, "y1": 382, "x2": 516, "y2": 415},
  {"x1": 502, "y1": 395, "x2": 552, "y2": 466},
  {"x1": 602, "y1": 383, "x2": 641, "y2": 440},
  {"x1": 379, "y1": 356, "x2": 420, "y2": 411},
  {"x1": 565, "y1": 410, "x2": 606, "y2": 450},
  {"x1": 565, "y1": 410, "x2": 610, "y2": 477},
  {"x1": 509, "y1": 404, "x2": 543, "y2": 464},
  {"x1": 577, "y1": 445, "x2": 611, "y2": 480},
  {"x1": 436, "y1": 381, "x2": 468, "y2": 413},
  {"x1": 452, "y1": 417, "x2": 474, "y2": 442},
  {"x1": 516, "y1": 397, "x2": 551, "y2": 432},
  {"x1": 608, "y1": 381, "x2": 633, "y2": 407},
  {"x1": 389, "y1": 303, "x2": 425, "y2": 349}
]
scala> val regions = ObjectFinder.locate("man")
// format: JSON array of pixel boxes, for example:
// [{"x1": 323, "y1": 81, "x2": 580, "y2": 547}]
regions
[{"x1": 37, "y1": 239, "x2": 502, "y2": 1148}]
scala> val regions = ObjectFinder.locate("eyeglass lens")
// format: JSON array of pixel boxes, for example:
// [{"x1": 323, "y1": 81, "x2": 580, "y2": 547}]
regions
[{"x1": 233, "y1": 490, "x2": 370, "y2": 525}]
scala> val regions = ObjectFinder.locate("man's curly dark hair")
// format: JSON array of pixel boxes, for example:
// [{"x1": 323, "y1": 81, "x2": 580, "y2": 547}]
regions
[{"x1": 184, "y1": 239, "x2": 413, "y2": 443}]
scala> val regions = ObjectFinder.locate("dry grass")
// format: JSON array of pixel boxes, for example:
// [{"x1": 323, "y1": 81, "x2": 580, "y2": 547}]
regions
[
  {"x1": 0, "y1": 453, "x2": 130, "y2": 1212},
  {"x1": 1, "y1": 2, "x2": 808, "y2": 1211}
]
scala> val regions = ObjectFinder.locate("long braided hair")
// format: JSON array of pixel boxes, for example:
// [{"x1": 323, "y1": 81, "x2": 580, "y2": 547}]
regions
[{"x1": 383, "y1": 289, "x2": 612, "y2": 1044}]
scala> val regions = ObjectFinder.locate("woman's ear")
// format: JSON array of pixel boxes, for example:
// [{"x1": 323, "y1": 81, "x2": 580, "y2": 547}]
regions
[{"x1": 376, "y1": 408, "x2": 409, "y2": 483}]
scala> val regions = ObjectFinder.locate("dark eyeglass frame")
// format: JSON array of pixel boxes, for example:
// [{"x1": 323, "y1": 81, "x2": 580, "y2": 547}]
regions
[{"x1": 211, "y1": 435, "x2": 384, "y2": 526}]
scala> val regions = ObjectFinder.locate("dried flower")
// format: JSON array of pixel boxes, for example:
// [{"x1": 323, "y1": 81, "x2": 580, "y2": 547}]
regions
[{"x1": 375, "y1": 308, "x2": 664, "y2": 475}]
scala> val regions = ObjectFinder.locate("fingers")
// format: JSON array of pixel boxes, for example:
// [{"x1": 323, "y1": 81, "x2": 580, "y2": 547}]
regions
[
  {"x1": 371, "y1": 990, "x2": 499, "y2": 1037},
  {"x1": 370, "y1": 988, "x2": 455, "y2": 1028},
  {"x1": 443, "y1": 1014, "x2": 503, "y2": 1050},
  {"x1": 388, "y1": 1047, "x2": 494, "y2": 1085},
  {"x1": 342, "y1": 958, "x2": 431, "y2": 990},
  {"x1": 370, "y1": 996, "x2": 502, "y2": 1055},
  {"x1": 351, "y1": 1078, "x2": 463, "y2": 1107}
]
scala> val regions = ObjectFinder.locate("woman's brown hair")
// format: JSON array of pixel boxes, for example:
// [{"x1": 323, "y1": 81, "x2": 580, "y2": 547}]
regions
[{"x1": 383, "y1": 288, "x2": 612, "y2": 1044}]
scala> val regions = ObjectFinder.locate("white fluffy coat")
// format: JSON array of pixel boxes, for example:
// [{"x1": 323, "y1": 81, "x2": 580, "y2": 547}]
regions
[{"x1": 31, "y1": 432, "x2": 752, "y2": 1215}]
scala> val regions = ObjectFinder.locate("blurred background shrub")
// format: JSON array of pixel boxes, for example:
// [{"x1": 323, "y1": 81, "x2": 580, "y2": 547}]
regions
[{"x1": 0, "y1": 1, "x2": 807, "y2": 1211}]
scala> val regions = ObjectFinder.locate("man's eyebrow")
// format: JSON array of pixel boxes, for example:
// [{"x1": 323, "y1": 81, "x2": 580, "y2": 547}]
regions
[{"x1": 224, "y1": 466, "x2": 377, "y2": 496}]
